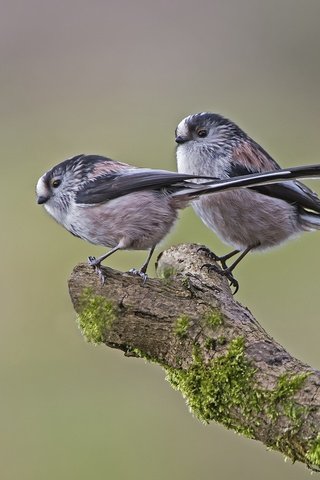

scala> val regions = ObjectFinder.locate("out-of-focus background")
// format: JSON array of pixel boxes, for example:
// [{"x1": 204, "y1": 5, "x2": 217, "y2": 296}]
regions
[{"x1": 1, "y1": 0, "x2": 320, "y2": 478}]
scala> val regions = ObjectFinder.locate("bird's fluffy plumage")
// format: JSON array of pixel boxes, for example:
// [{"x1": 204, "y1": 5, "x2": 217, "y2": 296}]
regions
[
  {"x1": 176, "y1": 112, "x2": 320, "y2": 252},
  {"x1": 37, "y1": 151, "x2": 320, "y2": 283}
]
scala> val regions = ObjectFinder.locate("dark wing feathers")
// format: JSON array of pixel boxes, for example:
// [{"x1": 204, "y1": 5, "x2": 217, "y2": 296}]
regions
[
  {"x1": 75, "y1": 169, "x2": 211, "y2": 204},
  {"x1": 229, "y1": 151, "x2": 320, "y2": 213},
  {"x1": 251, "y1": 182, "x2": 320, "y2": 212}
]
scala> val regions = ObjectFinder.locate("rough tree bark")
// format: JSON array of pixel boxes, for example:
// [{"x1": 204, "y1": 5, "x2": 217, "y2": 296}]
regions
[{"x1": 68, "y1": 243, "x2": 320, "y2": 471}]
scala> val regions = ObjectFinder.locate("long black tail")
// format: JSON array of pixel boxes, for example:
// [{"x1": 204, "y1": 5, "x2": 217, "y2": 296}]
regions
[{"x1": 173, "y1": 163, "x2": 320, "y2": 198}]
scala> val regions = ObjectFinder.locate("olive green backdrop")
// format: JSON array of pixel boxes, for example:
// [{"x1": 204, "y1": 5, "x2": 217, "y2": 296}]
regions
[{"x1": 1, "y1": 0, "x2": 320, "y2": 478}]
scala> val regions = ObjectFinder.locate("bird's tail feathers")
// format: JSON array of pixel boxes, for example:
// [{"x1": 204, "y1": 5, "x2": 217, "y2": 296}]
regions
[
  {"x1": 299, "y1": 210, "x2": 320, "y2": 231},
  {"x1": 172, "y1": 163, "x2": 320, "y2": 201}
]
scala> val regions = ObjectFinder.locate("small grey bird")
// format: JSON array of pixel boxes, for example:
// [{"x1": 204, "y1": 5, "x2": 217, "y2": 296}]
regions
[
  {"x1": 36, "y1": 153, "x2": 320, "y2": 285},
  {"x1": 176, "y1": 112, "x2": 320, "y2": 292}
]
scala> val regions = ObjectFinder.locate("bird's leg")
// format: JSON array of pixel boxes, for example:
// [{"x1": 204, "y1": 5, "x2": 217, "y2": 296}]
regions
[
  {"x1": 129, "y1": 246, "x2": 156, "y2": 284},
  {"x1": 88, "y1": 245, "x2": 120, "y2": 284},
  {"x1": 218, "y1": 249, "x2": 241, "y2": 269},
  {"x1": 202, "y1": 246, "x2": 254, "y2": 294}
]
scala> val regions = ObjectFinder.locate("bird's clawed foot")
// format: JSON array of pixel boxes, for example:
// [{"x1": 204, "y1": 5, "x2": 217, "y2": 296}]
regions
[
  {"x1": 128, "y1": 268, "x2": 148, "y2": 284},
  {"x1": 197, "y1": 246, "x2": 220, "y2": 262},
  {"x1": 201, "y1": 263, "x2": 239, "y2": 294},
  {"x1": 197, "y1": 246, "x2": 229, "y2": 269},
  {"x1": 88, "y1": 256, "x2": 106, "y2": 285}
]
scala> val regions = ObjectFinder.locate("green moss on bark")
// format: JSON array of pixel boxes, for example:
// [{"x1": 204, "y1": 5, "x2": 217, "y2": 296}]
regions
[
  {"x1": 174, "y1": 315, "x2": 190, "y2": 338},
  {"x1": 306, "y1": 434, "x2": 320, "y2": 468},
  {"x1": 165, "y1": 337, "x2": 257, "y2": 435},
  {"x1": 165, "y1": 337, "x2": 310, "y2": 449},
  {"x1": 77, "y1": 287, "x2": 117, "y2": 344},
  {"x1": 204, "y1": 310, "x2": 224, "y2": 328},
  {"x1": 268, "y1": 372, "x2": 309, "y2": 421},
  {"x1": 159, "y1": 265, "x2": 177, "y2": 281}
]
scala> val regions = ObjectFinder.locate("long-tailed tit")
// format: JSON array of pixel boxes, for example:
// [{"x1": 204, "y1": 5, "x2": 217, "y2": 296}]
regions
[
  {"x1": 176, "y1": 112, "x2": 320, "y2": 292},
  {"x1": 36, "y1": 153, "x2": 320, "y2": 285}
]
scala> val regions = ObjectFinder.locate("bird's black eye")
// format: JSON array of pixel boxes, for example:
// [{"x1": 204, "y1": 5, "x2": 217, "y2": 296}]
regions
[
  {"x1": 51, "y1": 178, "x2": 61, "y2": 188},
  {"x1": 197, "y1": 129, "x2": 208, "y2": 138}
]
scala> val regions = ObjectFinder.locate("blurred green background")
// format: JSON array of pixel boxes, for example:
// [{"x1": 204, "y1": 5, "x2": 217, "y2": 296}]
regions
[{"x1": 2, "y1": 0, "x2": 320, "y2": 478}]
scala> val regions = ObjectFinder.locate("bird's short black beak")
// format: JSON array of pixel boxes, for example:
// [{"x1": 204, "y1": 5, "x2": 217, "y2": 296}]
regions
[
  {"x1": 175, "y1": 135, "x2": 188, "y2": 144},
  {"x1": 37, "y1": 195, "x2": 48, "y2": 205}
]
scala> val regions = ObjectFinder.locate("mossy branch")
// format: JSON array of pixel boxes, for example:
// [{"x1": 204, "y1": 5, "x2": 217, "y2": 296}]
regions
[{"x1": 68, "y1": 243, "x2": 320, "y2": 471}]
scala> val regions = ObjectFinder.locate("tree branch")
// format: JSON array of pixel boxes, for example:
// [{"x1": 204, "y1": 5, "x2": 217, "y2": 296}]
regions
[{"x1": 68, "y1": 243, "x2": 320, "y2": 471}]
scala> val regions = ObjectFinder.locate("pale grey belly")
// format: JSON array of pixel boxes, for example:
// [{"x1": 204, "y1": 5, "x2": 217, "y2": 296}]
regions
[
  {"x1": 68, "y1": 191, "x2": 177, "y2": 250},
  {"x1": 193, "y1": 189, "x2": 302, "y2": 251}
]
